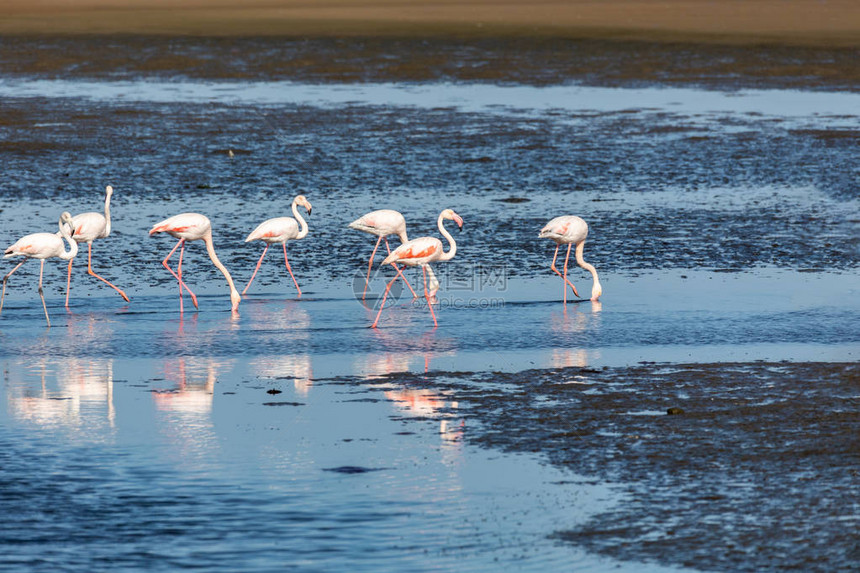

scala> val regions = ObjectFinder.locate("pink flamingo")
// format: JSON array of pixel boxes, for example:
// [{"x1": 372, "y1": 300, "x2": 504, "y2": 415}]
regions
[
  {"x1": 348, "y1": 209, "x2": 418, "y2": 299},
  {"x1": 2, "y1": 211, "x2": 78, "y2": 327},
  {"x1": 372, "y1": 209, "x2": 463, "y2": 328},
  {"x1": 242, "y1": 194, "x2": 312, "y2": 298},
  {"x1": 149, "y1": 213, "x2": 241, "y2": 313},
  {"x1": 64, "y1": 185, "x2": 130, "y2": 307},
  {"x1": 539, "y1": 215, "x2": 602, "y2": 303}
]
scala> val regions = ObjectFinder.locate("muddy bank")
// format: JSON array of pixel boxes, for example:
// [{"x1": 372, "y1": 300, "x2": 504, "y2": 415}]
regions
[
  {"x1": 351, "y1": 362, "x2": 860, "y2": 571},
  {"x1": 2, "y1": 0, "x2": 859, "y2": 48},
  {"x1": 1, "y1": 35, "x2": 858, "y2": 91}
]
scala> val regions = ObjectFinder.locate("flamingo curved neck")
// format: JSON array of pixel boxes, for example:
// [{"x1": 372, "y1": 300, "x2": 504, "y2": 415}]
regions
[
  {"x1": 575, "y1": 241, "x2": 600, "y2": 284},
  {"x1": 292, "y1": 200, "x2": 309, "y2": 240},
  {"x1": 203, "y1": 230, "x2": 239, "y2": 298},
  {"x1": 103, "y1": 191, "x2": 112, "y2": 237},
  {"x1": 437, "y1": 213, "x2": 457, "y2": 262},
  {"x1": 59, "y1": 220, "x2": 78, "y2": 261}
]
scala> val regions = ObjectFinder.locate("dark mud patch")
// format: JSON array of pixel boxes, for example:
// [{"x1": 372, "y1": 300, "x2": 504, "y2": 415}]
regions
[
  {"x1": 261, "y1": 401, "x2": 304, "y2": 407},
  {"x1": 357, "y1": 362, "x2": 859, "y2": 571},
  {"x1": 322, "y1": 465, "x2": 389, "y2": 474},
  {"x1": 1, "y1": 36, "x2": 858, "y2": 92}
]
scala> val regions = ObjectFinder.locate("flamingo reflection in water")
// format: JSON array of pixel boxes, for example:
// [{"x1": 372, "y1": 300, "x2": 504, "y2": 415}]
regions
[
  {"x1": 7, "y1": 358, "x2": 115, "y2": 431},
  {"x1": 252, "y1": 354, "x2": 313, "y2": 397},
  {"x1": 549, "y1": 301, "x2": 602, "y2": 369},
  {"x1": 152, "y1": 358, "x2": 230, "y2": 416}
]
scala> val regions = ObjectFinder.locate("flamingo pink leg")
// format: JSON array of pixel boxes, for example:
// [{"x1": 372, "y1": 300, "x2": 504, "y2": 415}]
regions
[
  {"x1": 38, "y1": 259, "x2": 50, "y2": 327},
  {"x1": 65, "y1": 259, "x2": 73, "y2": 307},
  {"x1": 371, "y1": 273, "x2": 401, "y2": 328},
  {"x1": 385, "y1": 238, "x2": 419, "y2": 298},
  {"x1": 242, "y1": 244, "x2": 268, "y2": 296},
  {"x1": 161, "y1": 238, "x2": 198, "y2": 312},
  {"x1": 0, "y1": 260, "x2": 27, "y2": 315},
  {"x1": 562, "y1": 243, "x2": 577, "y2": 304},
  {"x1": 422, "y1": 265, "x2": 438, "y2": 328},
  {"x1": 85, "y1": 243, "x2": 130, "y2": 303},
  {"x1": 362, "y1": 236, "x2": 383, "y2": 300},
  {"x1": 283, "y1": 243, "x2": 302, "y2": 298},
  {"x1": 550, "y1": 244, "x2": 579, "y2": 300}
]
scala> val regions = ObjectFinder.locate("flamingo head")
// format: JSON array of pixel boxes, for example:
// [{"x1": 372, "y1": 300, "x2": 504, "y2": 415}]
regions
[
  {"x1": 105, "y1": 185, "x2": 114, "y2": 198},
  {"x1": 443, "y1": 209, "x2": 464, "y2": 231},
  {"x1": 60, "y1": 211, "x2": 74, "y2": 234},
  {"x1": 295, "y1": 195, "x2": 312, "y2": 216},
  {"x1": 591, "y1": 280, "x2": 602, "y2": 302}
]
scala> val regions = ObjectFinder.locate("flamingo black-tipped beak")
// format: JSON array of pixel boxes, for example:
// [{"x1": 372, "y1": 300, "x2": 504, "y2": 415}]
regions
[{"x1": 307, "y1": 207, "x2": 312, "y2": 216}]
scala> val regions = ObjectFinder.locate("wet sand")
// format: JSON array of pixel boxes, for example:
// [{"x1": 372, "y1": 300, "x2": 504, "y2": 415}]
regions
[
  {"x1": 2, "y1": 0, "x2": 860, "y2": 46},
  {"x1": 350, "y1": 361, "x2": 860, "y2": 571}
]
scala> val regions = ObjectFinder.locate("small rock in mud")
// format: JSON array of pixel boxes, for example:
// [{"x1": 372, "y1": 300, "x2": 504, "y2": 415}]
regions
[
  {"x1": 322, "y1": 466, "x2": 387, "y2": 474},
  {"x1": 495, "y1": 197, "x2": 531, "y2": 203}
]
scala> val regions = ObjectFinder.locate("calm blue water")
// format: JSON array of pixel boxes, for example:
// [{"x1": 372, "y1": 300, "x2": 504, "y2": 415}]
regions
[{"x1": 1, "y1": 76, "x2": 857, "y2": 571}]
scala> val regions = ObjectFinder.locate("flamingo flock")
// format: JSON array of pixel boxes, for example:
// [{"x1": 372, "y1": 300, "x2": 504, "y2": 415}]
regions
[{"x1": 1, "y1": 185, "x2": 603, "y2": 328}]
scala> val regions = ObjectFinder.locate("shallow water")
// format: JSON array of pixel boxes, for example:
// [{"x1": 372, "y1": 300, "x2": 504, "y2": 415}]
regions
[
  {"x1": 1, "y1": 58, "x2": 857, "y2": 571},
  {"x1": 3, "y1": 356, "x2": 664, "y2": 572}
]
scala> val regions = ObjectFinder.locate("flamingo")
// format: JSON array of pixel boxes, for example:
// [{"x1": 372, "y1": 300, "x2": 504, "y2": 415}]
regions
[
  {"x1": 149, "y1": 213, "x2": 241, "y2": 313},
  {"x1": 348, "y1": 209, "x2": 418, "y2": 299},
  {"x1": 2, "y1": 211, "x2": 78, "y2": 327},
  {"x1": 539, "y1": 215, "x2": 602, "y2": 303},
  {"x1": 372, "y1": 209, "x2": 463, "y2": 328},
  {"x1": 63, "y1": 185, "x2": 130, "y2": 307},
  {"x1": 242, "y1": 194, "x2": 311, "y2": 298}
]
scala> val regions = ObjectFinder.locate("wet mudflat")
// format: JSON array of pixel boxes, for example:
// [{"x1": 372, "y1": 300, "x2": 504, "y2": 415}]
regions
[
  {"x1": 348, "y1": 362, "x2": 859, "y2": 571},
  {"x1": 0, "y1": 36, "x2": 858, "y2": 572}
]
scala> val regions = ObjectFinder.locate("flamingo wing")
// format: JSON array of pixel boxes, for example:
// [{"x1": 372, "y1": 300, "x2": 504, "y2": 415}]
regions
[
  {"x1": 70, "y1": 212, "x2": 107, "y2": 242},
  {"x1": 4, "y1": 233, "x2": 64, "y2": 259},
  {"x1": 246, "y1": 217, "x2": 299, "y2": 243},
  {"x1": 539, "y1": 215, "x2": 588, "y2": 243},
  {"x1": 149, "y1": 213, "x2": 211, "y2": 239},
  {"x1": 382, "y1": 237, "x2": 442, "y2": 266},
  {"x1": 349, "y1": 209, "x2": 406, "y2": 237}
]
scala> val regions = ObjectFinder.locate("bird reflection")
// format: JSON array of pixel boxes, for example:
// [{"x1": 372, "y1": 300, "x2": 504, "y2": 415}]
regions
[
  {"x1": 152, "y1": 357, "x2": 228, "y2": 415},
  {"x1": 358, "y1": 329, "x2": 458, "y2": 378},
  {"x1": 6, "y1": 358, "x2": 115, "y2": 434},
  {"x1": 550, "y1": 301, "x2": 602, "y2": 368},
  {"x1": 244, "y1": 298, "x2": 310, "y2": 331},
  {"x1": 66, "y1": 311, "x2": 116, "y2": 354},
  {"x1": 386, "y1": 387, "x2": 464, "y2": 455},
  {"x1": 251, "y1": 354, "x2": 313, "y2": 396},
  {"x1": 151, "y1": 357, "x2": 233, "y2": 463}
]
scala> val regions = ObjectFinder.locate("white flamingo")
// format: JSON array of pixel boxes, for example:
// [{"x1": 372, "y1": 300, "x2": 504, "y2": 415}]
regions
[
  {"x1": 539, "y1": 215, "x2": 602, "y2": 303},
  {"x1": 349, "y1": 209, "x2": 418, "y2": 299},
  {"x1": 63, "y1": 185, "x2": 129, "y2": 307},
  {"x1": 149, "y1": 213, "x2": 241, "y2": 313},
  {"x1": 372, "y1": 209, "x2": 463, "y2": 328},
  {"x1": 2, "y1": 212, "x2": 78, "y2": 327},
  {"x1": 242, "y1": 194, "x2": 311, "y2": 298}
]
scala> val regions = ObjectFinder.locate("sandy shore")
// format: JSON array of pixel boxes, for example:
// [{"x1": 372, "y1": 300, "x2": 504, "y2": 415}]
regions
[{"x1": 1, "y1": 0, "x2": 859, "y2": 46}]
